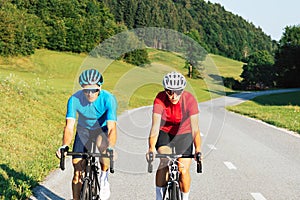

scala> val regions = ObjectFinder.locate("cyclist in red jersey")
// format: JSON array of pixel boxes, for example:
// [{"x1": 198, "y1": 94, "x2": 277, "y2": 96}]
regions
[{"x1": 147, "y1": 71, "x2": 202, "y2": 200}]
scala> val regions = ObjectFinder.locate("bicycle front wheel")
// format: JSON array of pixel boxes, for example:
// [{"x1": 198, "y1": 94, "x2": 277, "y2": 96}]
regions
[
  {"x1": 80, "y1": 179, "x2": 91, "y2": 200},
  {"x1": 170, "y1": 182, "x2": 180, "y2": 200},
  {"x1": 91, "y1": 171, "x2": 100, "y2": 199}
]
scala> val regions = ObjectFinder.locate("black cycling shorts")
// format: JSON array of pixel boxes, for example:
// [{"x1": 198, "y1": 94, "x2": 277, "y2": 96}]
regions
[
  {"x1": 155, "y1": 130, "x2": 193, "y2": 155},
  {"x1": 72, "y1": 126, "x2": 108, "y2": 159}
]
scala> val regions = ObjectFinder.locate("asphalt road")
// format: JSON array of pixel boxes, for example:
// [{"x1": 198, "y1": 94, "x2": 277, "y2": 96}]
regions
[{"x1": 30, "y1": 89, "x2": 300, "y2": 200}]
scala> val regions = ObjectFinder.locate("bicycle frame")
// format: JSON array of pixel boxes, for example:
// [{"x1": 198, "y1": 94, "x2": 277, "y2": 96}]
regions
[
  {"x1": 148, "y1": 151, "x2": 201, "y2": 200},
  {"x1": 80, "y1": 153, "x2": 101, "y2": 200},
  {"x1": 164, "y1": 155, "x2": 182, "y2": 200},
  {"x1": 60, "y1": 146, "x2": 114, "y2": 200}
]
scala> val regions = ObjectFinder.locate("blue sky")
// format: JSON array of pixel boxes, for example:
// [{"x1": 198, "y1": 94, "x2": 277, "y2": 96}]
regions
[{"x1": 205, "y1": 0, "x2": 300, "y2": 41}]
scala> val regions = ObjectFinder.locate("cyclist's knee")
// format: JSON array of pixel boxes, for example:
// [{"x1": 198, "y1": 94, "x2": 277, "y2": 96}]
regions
[
  {"x1": 72, "y1": 170, "x2": 82, "y2": 184},
  {"x1": 179, "y1": 163, "x2": 191, "y2": 176},
  {"x1": 157, "y1": 146, "x2": 171, "y2": 154},
  {"x1": 178, "y1": 158, "x2": 191, "y2": 175},
  {"x1": 100, "y1": 158, "x2": 110, "y2": 170},
  {"x1": 179, "y1": 167, "x2": 190, "y2": 176},
  {"x1": 158, "y1": 159, "x2": 169, "y2": 168},
  {"x1": 72, "y1": 158, "x2": 85, "y2": 184}
]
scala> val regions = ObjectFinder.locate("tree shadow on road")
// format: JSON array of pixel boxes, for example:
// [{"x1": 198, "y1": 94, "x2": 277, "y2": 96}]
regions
[
  {"x1": 250, "y1": 91, "x2": 300, "y2": 106},
  {"x1": 30, "y1": 185, "x2": 64, "y2": 200}
]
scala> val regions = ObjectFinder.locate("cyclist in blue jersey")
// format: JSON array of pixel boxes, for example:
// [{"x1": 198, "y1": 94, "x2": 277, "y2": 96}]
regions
[{"x1": 56, "y1": 69, "x2": 117, "y2": 200}]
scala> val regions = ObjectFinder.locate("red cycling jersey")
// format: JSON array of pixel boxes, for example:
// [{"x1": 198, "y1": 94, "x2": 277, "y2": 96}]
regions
[{"x1": 153, "y1": 91, "x2": 199, "y2": 135}]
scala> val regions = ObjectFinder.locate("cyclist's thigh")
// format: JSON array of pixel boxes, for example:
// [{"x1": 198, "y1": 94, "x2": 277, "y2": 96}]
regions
[
  {"x1": 72, "y1": 158, "x2": 86, "y2": 171},
  {"x1": 156, "y1": 146, "x2": 171, "y2": 169},
  {"x1": 155, "y1": 130, "x2": 173, "y2": 152},
  {"x1": 174, "y1": 133, "x2": 193, "y2": 155},
  {"x1": 157, "y1": 145, "x2": 172, "y2": 154},
  {"x1": 156, "y1": 131, "x2": 172, "y2": 154},
  {"x1": 95, "y1": 130, "x2": 109, "y2": 152},
  {"x1": 73, "y1": 126, "x2": 89, "y2": 158}
]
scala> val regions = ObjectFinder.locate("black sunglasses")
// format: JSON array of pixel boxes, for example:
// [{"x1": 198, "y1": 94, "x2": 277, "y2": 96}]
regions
[
  {"x1": 165, "y1": 89, "x2": 183, "y2": 96},
  {"x1": 83, "y1": 89, "x2": 100, "y2": 94}
]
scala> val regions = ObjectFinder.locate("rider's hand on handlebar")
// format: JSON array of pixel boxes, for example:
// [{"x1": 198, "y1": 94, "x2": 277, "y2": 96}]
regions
[
  {"x1": 106, "y1": 146, "x2": 114, "y2": 152},
  {"x1": 146, "y1": 150, "x2": 155, "y2": 162},
  {"x1": 194, "y1": 152, "x2": 202, "y2": 162},
  {"x1": 56, "y1": 145, "x2": 68, "y2": 159}
]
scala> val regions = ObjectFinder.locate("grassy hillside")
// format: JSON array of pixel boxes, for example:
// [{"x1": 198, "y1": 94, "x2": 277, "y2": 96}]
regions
[
  {"x1": 0, "y1": 48, "x2": 241, "y2": 199},
  {"x1": 209, "y1": 54, "x2": 244, "y2": 81}
]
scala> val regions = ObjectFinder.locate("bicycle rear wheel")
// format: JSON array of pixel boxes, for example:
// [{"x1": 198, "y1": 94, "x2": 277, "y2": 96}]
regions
[{"x1": 80, "y1": 179, "x2": 91, "y2": 200}]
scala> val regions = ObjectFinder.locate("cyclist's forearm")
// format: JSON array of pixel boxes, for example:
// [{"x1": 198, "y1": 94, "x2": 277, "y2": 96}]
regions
[
  {"x1": 62, "y1": 118, "x2": 75, "y2": 146},
  {"x1": 193, "y1": 130, "x2": 202, "y2": 152},
  {"x1": 190, "y1": 114, "x2": 201, "y2": 152},
  {"x1": 63, "y1": 127, "x2": 73, "y2": 146},
  {"x1": 148, "y1": 130, "x2": 159, "y2": 151},
  {"x1": 149, "y1": 113, "x2": 161, "y2": 151},
  {"x1": 108, "y1": 129, "x2": 117, "y2": 147},
  {"x1": 107, "y1": 121, "x2": 117, "y2": 147}
]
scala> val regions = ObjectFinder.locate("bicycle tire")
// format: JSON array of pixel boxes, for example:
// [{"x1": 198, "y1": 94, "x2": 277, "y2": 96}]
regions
[
  {"x1": 80, "y1": 179, "x2": 91, "y2": 200},
  {"x1": 91, "y1": 171, "x2": 100, "y2": 199},
  {"x1": 170, "y1": 182, "x2": 178, "y2": 200},
  {"x1": 175, "y1": 184, "x2": 181, "y2": 200}
]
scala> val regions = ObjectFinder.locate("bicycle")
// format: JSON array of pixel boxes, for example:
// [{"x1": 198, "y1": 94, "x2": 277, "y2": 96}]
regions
[
  {"x1": 59, "y1": 145, "x2": 114, "y2": 200},
  {"x1": 147, "y1": 146, "x2": 202, "y2": 200}
]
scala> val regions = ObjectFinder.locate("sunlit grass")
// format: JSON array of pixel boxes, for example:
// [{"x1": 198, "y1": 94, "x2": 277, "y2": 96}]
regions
[
  {"x1": 227, "y1": 92, "x2": 300, "y2": 134},
  {"x1": 0, "y1": 74, "x2": 66, "y2": 199},
  {"x1": 209, "y1": 54, "x2": 244, "y2": 81}
]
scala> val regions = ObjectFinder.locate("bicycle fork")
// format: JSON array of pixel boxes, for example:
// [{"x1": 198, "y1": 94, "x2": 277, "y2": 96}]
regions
[
  {"x1": 81, "y1": 158, "x2": 101, "y2": 200},
  {"x1": 163, "y1": 161, "x2": 182, "y2": 200},
  {"x1": 164, "y1": 181, "x2": 181, "y2": 200}
]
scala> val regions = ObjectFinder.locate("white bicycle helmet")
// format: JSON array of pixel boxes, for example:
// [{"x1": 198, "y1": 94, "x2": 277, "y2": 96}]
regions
[
  {"x1": 79, "y1": 69, "x2": 103, "y2": 87},
  {"x1": 162, "y1": 71, "x2": 186, "y2": 90}
]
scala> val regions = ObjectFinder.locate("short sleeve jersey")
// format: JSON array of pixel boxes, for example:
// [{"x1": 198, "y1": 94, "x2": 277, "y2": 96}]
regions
[
  {"x1": 66, "y1": 89, "x2": 117, "y2": 131},
  {"x1": 153, "y1": 91, "x2": 199, "y2": 135}
]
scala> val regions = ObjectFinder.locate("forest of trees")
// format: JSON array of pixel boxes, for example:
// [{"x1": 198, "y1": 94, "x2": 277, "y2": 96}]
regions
[
  {"x1": 0, "y1": 0, "x2": 299, "y2": 88},
  {"x1": 0, "y1": 0, "x2": 126, "y2": 56},
  {"x1": 0, "y1": 0, "x2": 275, "y2": 59},
  {"x1": 101, "y1": 0, "x2": 277, "y2": 61}
]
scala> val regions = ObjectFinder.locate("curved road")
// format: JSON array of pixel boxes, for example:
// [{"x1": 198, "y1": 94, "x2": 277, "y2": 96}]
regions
[{"x1": 31, "y1": 89, "x2": 300, "y2": 200}]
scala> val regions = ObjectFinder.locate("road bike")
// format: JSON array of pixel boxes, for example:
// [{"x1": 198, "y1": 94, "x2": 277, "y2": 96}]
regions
[
  {"x1": 60, "y1": 145, "x2": 114, "y2": 200},
  {"x1": 147, "y1": 147, "x2": 202, "y2": 200}
]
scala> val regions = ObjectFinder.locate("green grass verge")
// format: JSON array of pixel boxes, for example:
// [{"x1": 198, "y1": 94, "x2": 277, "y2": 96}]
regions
[
  {"x1": 0, "y1": 50, "x2": 83, "y2": 199},
  {"x1": 227, "y1": 91, "x2": 300, "y2": 134}
]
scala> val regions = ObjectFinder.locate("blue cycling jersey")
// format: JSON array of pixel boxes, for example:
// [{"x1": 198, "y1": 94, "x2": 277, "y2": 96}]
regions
[{"x1": 66, "y1": 89, "x2": 117, "y2": 131}]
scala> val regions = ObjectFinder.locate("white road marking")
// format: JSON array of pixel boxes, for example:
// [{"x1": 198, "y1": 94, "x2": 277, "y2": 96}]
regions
[
  {"x1": 223, "y1": 161, "x2": 237, "y2": 170},
  {"x1": 207, "y1": 144, "x2": 217, "y2": 150},
  {"x1": 250, "y1": 193, "x2": 267, "y2": 200}
]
